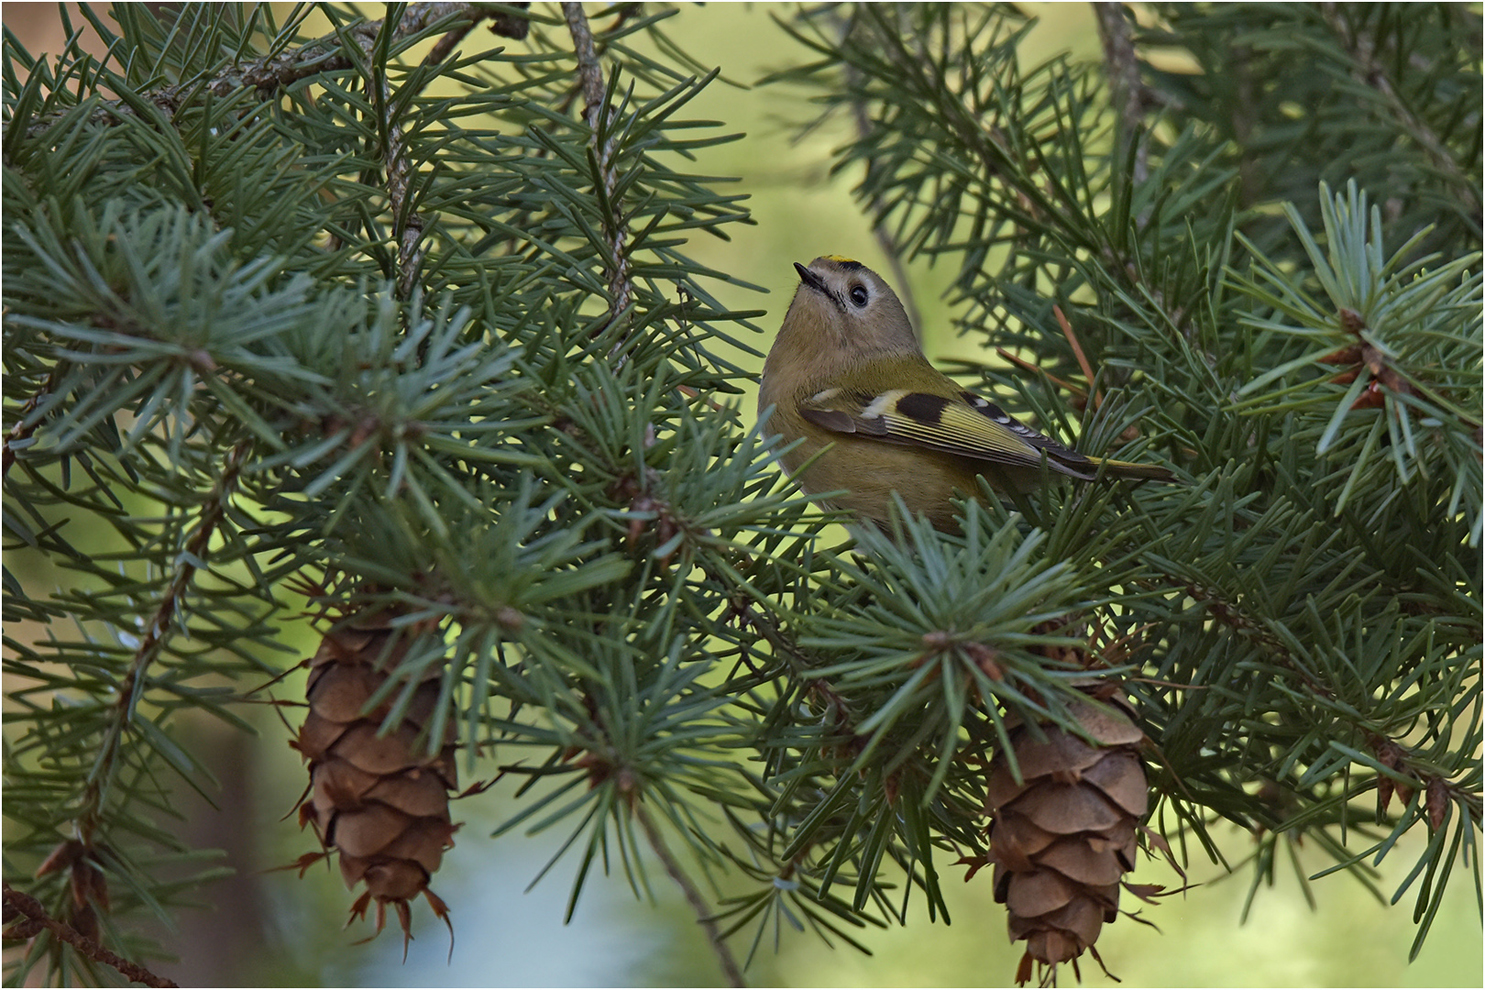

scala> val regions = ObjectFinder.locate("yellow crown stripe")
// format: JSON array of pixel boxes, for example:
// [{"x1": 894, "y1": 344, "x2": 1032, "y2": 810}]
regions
[{"x1": 823, "y1": 254, "x2": 859, "y2": 264}]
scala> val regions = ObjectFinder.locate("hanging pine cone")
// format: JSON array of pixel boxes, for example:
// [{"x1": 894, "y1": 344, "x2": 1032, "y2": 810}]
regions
[
  {"x1": 291, "y1": 612, "x2": 457, "y2": 949},
  {"x1": 985, "y1": 683, "x2": 1148, "y2": 986}
]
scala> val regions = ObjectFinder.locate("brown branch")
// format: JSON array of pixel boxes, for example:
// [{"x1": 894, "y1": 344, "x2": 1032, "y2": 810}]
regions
[
  {"x1": 24, "y1": 2, "x2": 530, "y2": 138},
  {"x1": 1179, "y1": 579, "x2": 1337, "y2": 703},
  {"x1": 563, "y1": 2, "x2": 607, "y2": 119},
  {"x1": 380, "y1": 6, "x2": 530, "y2": 298},
  {"x1": 1092, "y1": 2, "x2": 1148, "y2": 185},
  {"x1": 550, "y1": 4, "x2": 641, "y2": 120},
  {"x1": 630, "y1": 798, "x2": 746, "y2": 988},
  {"x1": 486, "y1": 3, "x2": 635, "y2": 261},
  {"x1": 2, "y1": 883, "x2": 178, "y2": 988},
  {"x1": 2, "y1": 365, "x2": 61, "y2": 479},
  {"x1": 428, "y1": 2, "x2": 531, "y2": 64},
  {"x1": 368, "y1": 15, "x2": 421, "y2": 299},
  {"x1": 300, "y1": 7, "x2": 428, "y2": 299},
  {"x1": 561, "y1": 2, "x2": 635, "y2": 349},
  {"x1": 1319, "y1": 2, "x2": 1480, "y2": 221},
  {"x1": 329, "y1": 5, "x2": 529, "y2": 298},
  {"x1": 76, "y1": 440, "x2": 251, "y2": 844}
]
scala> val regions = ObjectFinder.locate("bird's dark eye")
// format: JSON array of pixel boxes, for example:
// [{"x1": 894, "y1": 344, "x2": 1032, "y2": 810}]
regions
[{"x1": 849, "y1": 285, "x2": 869, "y2": 307}]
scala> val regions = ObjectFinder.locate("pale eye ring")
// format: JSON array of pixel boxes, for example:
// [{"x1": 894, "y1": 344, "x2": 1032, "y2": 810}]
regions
[{"x1": 849, "y1": 285, "x2": 869, "y2": 307}]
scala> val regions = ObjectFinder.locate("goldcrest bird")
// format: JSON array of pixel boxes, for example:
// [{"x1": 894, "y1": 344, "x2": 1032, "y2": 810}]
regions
[{"x1": 758, "y1": 255, "x2": 1173, "y2": 531}]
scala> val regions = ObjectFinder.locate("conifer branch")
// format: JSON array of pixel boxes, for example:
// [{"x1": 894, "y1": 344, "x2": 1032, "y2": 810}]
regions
[
  {"x1": 25, "y1": 2, "x2": 529, "y2": 138},
  {"x1": 1, "y1": 365, "x2": 59, "y2": 479},
  {"x1": 427, "y1": 1, "x2": 531, "y2": 64},
  {"x1": 631, "y1": 797, "x2": 746, "y2": 988},
  {"x1": 564, "y1": 2, "x2": 607, "y2": 120},
  {"x1": 1093, "y1": 2, "x2": 1148, "y2": 184},
  {"x1": 375, "y1": 28, "x2": 422, "y2": 299},
  {"x1": 6, "y1": 3, "x2": 1477, "y2": 981},
  {"x1": 2, "y1": 884, "x2": 178, "y2": 989},
  {"x1": 1318, "y1": 2, "x2": 1480, "y2": 221},
  {"x1": 562, "y1": 2, "x2": 635, "y2": 346},
  {"x1": 75, "y1": 440, "x2": 250, "y2": 846}
]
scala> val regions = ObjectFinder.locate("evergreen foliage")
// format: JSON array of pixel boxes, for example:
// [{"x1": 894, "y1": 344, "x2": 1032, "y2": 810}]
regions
[{"x1": 2, "y1": 2, "x2": 1479, "y2": 986}]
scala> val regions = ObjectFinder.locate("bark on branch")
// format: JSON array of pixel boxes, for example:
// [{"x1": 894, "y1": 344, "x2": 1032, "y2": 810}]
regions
[
  {"x1": 24, "y1": 2, "x2": 530, "y2": 138},
  {"x1": 562, "y1": 2, "x2": 636, "y2": 347},
  {"x1": 2, "y1": 883, "x2": 178, "y2": 988}
]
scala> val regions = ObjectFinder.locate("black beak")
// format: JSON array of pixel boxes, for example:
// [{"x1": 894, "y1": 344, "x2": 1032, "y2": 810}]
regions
[{"x1": 794, "y1": 262, "x2": 826, "y2": 293}]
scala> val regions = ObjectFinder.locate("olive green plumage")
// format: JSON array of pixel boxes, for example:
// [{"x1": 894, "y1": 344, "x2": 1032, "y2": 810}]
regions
[{"x1": 758, "y1": 256, "x2": 1172, "y2": 530}]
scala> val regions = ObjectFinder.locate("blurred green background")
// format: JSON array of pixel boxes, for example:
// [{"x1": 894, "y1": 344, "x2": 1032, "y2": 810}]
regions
[{"x1": 3, "y1": 3, "x2": 1481, "y2": 986}]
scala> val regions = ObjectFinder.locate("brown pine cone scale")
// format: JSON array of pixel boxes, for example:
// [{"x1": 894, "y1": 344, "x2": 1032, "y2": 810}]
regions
[
  {"x1": 291, "y1": 614, "x2": 458, "y2": 949},
  {"x1": 986, "y1": 691, "x2": 1149, "y2": 984}
]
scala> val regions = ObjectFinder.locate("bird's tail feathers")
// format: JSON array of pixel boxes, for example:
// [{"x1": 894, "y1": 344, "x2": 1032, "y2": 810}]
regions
[{"x1": 1086, "y1": 455, "x2": 1176, "y2": 483}]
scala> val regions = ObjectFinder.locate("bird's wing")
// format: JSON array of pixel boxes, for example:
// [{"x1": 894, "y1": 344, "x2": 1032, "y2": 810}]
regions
[{"x1": 798, "y1": 386, "x2": 1098, "y2": 478}]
